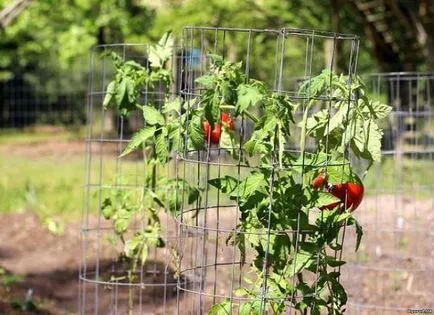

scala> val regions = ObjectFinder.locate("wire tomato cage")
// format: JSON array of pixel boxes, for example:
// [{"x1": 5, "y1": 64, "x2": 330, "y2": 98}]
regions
[
  {"x1": 343, "y1": 72, "x2": 434, "y2": 314},
  {"x1": 79, "y1": 42, "x2": 202, "y2": 315},
  {"x1": 173, "y1": 26, "x2": 385, "y2": 315}
]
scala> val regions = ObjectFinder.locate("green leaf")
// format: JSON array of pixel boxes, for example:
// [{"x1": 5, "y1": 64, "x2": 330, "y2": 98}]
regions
[
  {"x1": 115, "y1": 77, "x2": 127, "y2": 106},
  {"x1": 208, "y1": 176, "x2": 238, "y2": 194},
  {"x1": 124, "y1": 234, "x2": 142, "y2": 258},
  {"x1": 208, "y1": 54, "x2": 223, "y2": 66},
  {"x1": 236, "y1": 84, "x2": 264, "y2": 113},
  {"x1": 244, "y1": 138, "x2": 268, "y2": 156},
  {"x1": 208, "y1": 300, "x2": 231, "y2": 315},
  {"x1": 337, "y1": 212, "x2": 352, "y2": 222},
  {"x1": 125, "y1": 76, "x2": 135, "y2": 103},
  {"x1": 325, "y1": 102, "x2": 350, "y2": 136},
  {"x1": 330, "y1": 277, "x2": 348, "y2": 306},
  {"x1": 324, "y1": 164, "x2": 351, "y2": 184},
  {"x1": 219, "y1": 126, "x2": 237, "y2": 157},
  {"x1": 120, "y1": 126, "x2": 157, "y2": 157},
  {"x1": 314, "y1": 192, "x2": 341, "y2": 208},
  {"x1": 325, "y1": 256, "x2": 346, "y2": 267},
  {"x1": 148, "y1": 31, "x2": 174, "y2": 68},
  {"x1": 155, "y1": 130, "x2": 168, "y2": 163},
  {"x1": 288, "y1": 249, "x2": 315, "y2": 277},
  {"x1": 365, "y1": 120, "x2": 382, "y2": 162},
  {"x1": 329, "y1": 242, "x2": 343, "y2": 251},
  {"x1": 219, "y1": 126, "x2": 234, "y2": 149},
  {"x1": 103, "y1": 81, "x2": 116, "y2": 108},
  {"x1": 239, "y1": 303, "x2": 254, "y2": 315},
  {"x1": 141, "y1": 105, "x2": 165, "y2": 125},
  {"x1": 141, "y1": 244, "x2": 148, "y2": 265},
  {"x1": 231, "y1": 172, "x2": 267, "y2": 199},
  {"x1": 163, "y1": 97, "x2": 182, "y2": 114},
  {"x1": 2, "y1": 274, "x2": 24, "y2": 287},
  {"x1": 149, "y1": 190, "x2": 165, "y2": 208},
  {"x1": 114, "y1": 217, "x2": 129, "y2": 234},
  {"x1": 370, "y1": 101, "x2": 392, "y2": 120},
  {"x1": 188, "y1": 115, "x2": 206, "y2": 150},
  {"x1": 101, "y1": 197, "x2": 113, "y2": 219},
  {"x1": 195, "y1": 74, "x2": 216, "y2": 89},
  {"x1": 187, "y1": 186, "x2": 201, "y2": 204},
  {"x1": 234, "y1": 288, "x2": 249, "y2": 297},
  {"x1": 236, "y1": 233, "x2": 246, "y2": 265},
  {"x1": 351, "y1": 118, "x2": 366, "y2": 153},
  {"x1": 351, "y1": 217, "x2": 363, "y2": 251}
]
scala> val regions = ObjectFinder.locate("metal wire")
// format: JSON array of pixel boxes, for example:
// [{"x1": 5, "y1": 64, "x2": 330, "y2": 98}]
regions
[
  {"x1": 345, "y1": 72, "x2": 434, "y2": 314},
  {"x1": 176, "y1": 26, "x2": 360, "y2": 315},
  {"x1": 79, "y1": 43, "x2": 200, "y2": 314}
]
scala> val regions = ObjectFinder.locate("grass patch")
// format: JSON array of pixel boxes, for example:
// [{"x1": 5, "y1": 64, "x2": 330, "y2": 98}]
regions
[
  {"x1": 0, "y1": 154, "x2": 145, "y2": 222},
  {"x1": 0, "y1": 126, "x2": 86, "y2": 145},
  {"x1": 363, "y1": 156, "x2": 434, "y2": 198}
]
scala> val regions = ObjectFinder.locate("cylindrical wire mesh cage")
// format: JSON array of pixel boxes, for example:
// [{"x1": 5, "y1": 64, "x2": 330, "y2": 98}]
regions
[
  {"x1": 344, "y1": 72, "x2": 434, "y2": 314},
  {"x1": 79, "y1": 42, "x2": 202, "y2": 314},
  {"x1": 174, "y1": 26, "x2": 379, "y2": 314}
]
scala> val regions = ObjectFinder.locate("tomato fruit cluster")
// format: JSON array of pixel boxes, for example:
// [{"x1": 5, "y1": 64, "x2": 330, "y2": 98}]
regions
[{"x1": 203, "y1": 112, "x2": 235, "y2": 144}]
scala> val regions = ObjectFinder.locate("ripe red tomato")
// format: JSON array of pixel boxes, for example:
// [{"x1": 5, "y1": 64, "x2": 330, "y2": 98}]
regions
[
  {"x1": 210, "y1": 124, "x2": 221, "y2": 144},
  {"x1": 312, "y1": 172, "x2": 326, "y2": 189},
  {"x1": 203, "y1": 121, "x2": 211, "y2": 140},
  {"x1": 221, "y1": 112, "x2": 235, "y2": 130},
  {"x1": 203, "y1": 112, "x2": 234, "y2": 145},
  {"x1": 203, "y1": 121, "x2": 221, "y2": 144},
  {"x1": 322, "y1": 182, "x2": 364, "y2": 212},
  {"x1": 344, "y1": 182, "x2": 364, "y2": 210}
]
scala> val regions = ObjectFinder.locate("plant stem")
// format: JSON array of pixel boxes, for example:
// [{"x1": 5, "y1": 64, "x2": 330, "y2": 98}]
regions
[{"x1": 242, "y1": 109, "x2": 259, "y2": 123}]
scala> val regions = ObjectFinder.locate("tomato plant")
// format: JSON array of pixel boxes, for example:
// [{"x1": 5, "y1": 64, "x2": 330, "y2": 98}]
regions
[
  {"x1": 183, "y1": 56, "x2": 391, "y2": 314},
  {"x1": 101, "y1": 33, "x2": 201, "y2": 314}
]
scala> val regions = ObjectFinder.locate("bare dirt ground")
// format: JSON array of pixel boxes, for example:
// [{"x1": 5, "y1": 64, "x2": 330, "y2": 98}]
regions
[
  {"x1": 0, "y1": 211, "x2": 82, "y2": 314},
  {"x1": 1, "y1": 197, "x2": 432, "y2": 315}
]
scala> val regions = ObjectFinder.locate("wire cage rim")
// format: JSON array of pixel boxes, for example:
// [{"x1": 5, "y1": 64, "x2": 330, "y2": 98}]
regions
[{"x1": 182, "y1": 25, "x2": 360, "y2": 40}]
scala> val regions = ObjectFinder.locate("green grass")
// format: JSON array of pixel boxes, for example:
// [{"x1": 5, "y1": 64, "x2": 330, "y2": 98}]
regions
[
  {"x1": 0, "y1": 126, "x2": 86, "y2": 145},
  {"x1": 363, "y1": 157, "x2": 434, "y2": 198},
  {"x1": 0, "y1": 154, "x2": 145, "y2": 222},
  {"x1": 1, "y1": 155, "x2": 84, "y2": 221}
]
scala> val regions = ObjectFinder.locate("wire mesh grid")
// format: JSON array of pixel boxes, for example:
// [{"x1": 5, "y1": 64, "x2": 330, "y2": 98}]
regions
[
  {"x1": 79, "y1": 43, "x2": 201, "y2": 314},
  {"x1": 175, "y1": 26, "x2": 365, "y2": 314},
  {"x1": 343, "y1": 72, "x2": 434, "y2": 314}
]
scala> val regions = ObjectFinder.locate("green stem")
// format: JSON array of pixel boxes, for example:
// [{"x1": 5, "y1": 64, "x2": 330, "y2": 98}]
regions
[
  {"x1": 242, "y1": 109, "x2": 259, "y2": 123},
  {"x1": 219, "y1": 104, "x2": 236, "y2": 110},
  {"x1": 299, "y1": 104, "x2": 310, "y2": 187},
  {"x1": 299, "y1": 105, "x2": 310, "y2": 157}
]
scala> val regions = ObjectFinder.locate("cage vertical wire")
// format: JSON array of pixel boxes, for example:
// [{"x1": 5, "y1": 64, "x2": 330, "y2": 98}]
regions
[
  {"x1": 175, "y1": 26, "x2": 368, "y2": 314},
  {"x1": 344, "y1": 72, "x2": 434, "y2": 314},
  {"x1": 79, "y1": 43, "x2": 200, "y2": 314}
]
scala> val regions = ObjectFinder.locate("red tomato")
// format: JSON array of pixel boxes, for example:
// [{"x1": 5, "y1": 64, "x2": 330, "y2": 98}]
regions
[
  {"x1": 221, "y1": 112, "x2": 235, "y2": 130},
  {"x1": 210, "y1": 124, "x2": 221, "y2": 144},
  {"x1": 345, "y1": 182, "x2": 364, "y2": 210},
  {"x1": 203, "y1": 121, "x2": 211, "y2": 140},
  {"x1": 312, "y1": 172, "x2": 326, "y2": 189},
  {"x1": 203, "y1": 121, "x2": 221, "y2": 144},
  {"x1": 323, "y1": 182, "x2": 364, "y2": 212}
]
